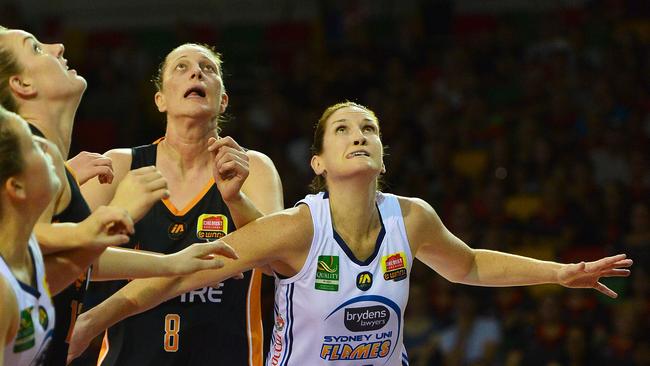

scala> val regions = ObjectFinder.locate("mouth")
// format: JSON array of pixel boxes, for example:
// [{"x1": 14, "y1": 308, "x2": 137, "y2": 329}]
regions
[
  {"x1": 184, "y1": 86, "x2": 207, "y2": 98},
  {"x1": 346, "y1": 150, "x2": 370, "y2": 158}
]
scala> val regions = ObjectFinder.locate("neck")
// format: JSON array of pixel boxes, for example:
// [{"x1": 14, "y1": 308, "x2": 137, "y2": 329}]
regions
[
  {"x1": 0, "y1": 209, "x2": 36, "y2": 270},
  {"x1": 19, "y1": 97, "x2": 81, "y2": 159},
  {"x1": 327, "y1": 179, "x2": 379, "y2": 240},
  {"x1": 161, "y1": 116, "x2": 219, "y2": 172}
]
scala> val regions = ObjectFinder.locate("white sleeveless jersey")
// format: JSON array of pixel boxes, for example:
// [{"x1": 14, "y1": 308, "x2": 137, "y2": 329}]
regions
[
  {"x1": 267, "y1": 192, "x2": 412, "y2": 366},
  {"x1": 1, "y1": 235, "x2": 55, "y2": 366}
]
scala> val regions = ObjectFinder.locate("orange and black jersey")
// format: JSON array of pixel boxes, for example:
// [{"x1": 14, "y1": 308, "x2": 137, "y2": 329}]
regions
[
  {"x1": 98, "y1": 142, "x2": 263, "y2": 366},
  {"x1": 29, "y1": 124, "x2": 93, "y2": 366}
]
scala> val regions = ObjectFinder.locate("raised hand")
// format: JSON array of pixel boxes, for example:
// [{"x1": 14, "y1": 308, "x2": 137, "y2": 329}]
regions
[
  {"x1": 67, "y1": 151, "x2": 114, "y2": 185},
  {"x1": 207, "y1": 136, "x2": 249, "y2": 203},
  {"x1": 109, "y1": 166, "x2": 169, "y2": 222},
  {"x1": 558, "y1": 254, "x2": 633, "y2": 298},
  {"x1": 76, "y1": 205, "x2": 134, "y2": 249},
  {"x1": 165, "y1": 241, "x2": 239, "y2": 275}
]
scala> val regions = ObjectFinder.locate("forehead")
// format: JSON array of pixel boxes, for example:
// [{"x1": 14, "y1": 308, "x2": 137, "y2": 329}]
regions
[
  {"x1": 166, "y1": 45, "x2": 218, "y2": 65},
  {"x1": 326, "y1": 106, "x2": 377, "y2": 126},
  {"x1": 0, "y1": 29, "x2": 35, "y2": 50}
]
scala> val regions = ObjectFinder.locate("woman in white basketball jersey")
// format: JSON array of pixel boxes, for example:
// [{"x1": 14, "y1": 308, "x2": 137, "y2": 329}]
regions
[
  {"x1": 69, "y1": 102, "x2": 633, "y2": 365},
  {"x1": 0, "y1": 108, "x2": 123, "y2": 365}
]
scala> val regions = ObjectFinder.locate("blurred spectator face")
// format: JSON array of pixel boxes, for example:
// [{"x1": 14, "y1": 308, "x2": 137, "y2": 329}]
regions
[
  {"x1": 0, "y1": 28, "x2": 86, "y2": 105},
  {"x1": 154, "y1": 44, "x2": 228, "y2": 122}
]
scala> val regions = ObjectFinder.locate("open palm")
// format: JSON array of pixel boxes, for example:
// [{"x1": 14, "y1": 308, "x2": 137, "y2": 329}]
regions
[{"x1": 558, "y1": 254, "x2": 633, "y2": 298}]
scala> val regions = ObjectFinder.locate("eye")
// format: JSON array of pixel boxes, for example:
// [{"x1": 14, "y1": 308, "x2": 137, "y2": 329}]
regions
[
  {"x1": 32, "y1": 42, "x2": 43, "y2": 54},
  {"x1": 335, "y1": 126, "x2": 346, "y2": 134},
  {"x1": 363, "y1": 125, "x2": 376, "y2": 133},
  {"x1": 175, "y1": 62, "x2": 186, "y2": 71},
  {"x1": 202, "y1": 63, "x2": 217, "y2": 73}
]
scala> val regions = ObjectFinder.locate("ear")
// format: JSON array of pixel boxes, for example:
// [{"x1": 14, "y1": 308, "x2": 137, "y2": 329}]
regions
[
  {"x1": 9, "y1": 75, "x2": 37, "y2": 99},
  {"x1": 310, "y1": 155, "x2": 325, "y2": 176},
  {"x1": 154, "y1": 91, "x2": 167, "y2": 113},
  {"x1": 5, "y1": 177, "x2": 26, "y2": 201},
  {"x1": 381, "y1": 162, "x2": 386, "y2": 175},
  {"x1": 219, "y1": 92, "x2": 229, "y2": 114}
]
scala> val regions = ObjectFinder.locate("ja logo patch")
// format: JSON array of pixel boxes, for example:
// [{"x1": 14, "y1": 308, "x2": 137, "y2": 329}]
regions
[{"x1": 356, "y1": 271, "x2": 373, "y2": 291}]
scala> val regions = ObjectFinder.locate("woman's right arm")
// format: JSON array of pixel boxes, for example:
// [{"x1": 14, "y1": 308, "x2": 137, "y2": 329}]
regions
[{"x1": 68, "y1": 205, "x2": 314, "y2": 361}]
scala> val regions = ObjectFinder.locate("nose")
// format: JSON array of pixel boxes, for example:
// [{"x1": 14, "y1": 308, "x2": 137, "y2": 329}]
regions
[
  {"x1": 353, "y1": 130, "x2": 367, "y2": 146},
  {"x1": 53, "y1": 43, "x2": 65, "y2": 58},
  {"x1": 190, "y1": 64, "x2": 204, "y2": 80}
]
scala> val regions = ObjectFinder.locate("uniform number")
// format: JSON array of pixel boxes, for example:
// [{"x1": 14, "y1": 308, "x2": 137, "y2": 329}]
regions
[{"x1": 164, "y1": 314, "x2": 180, "y2": 352}]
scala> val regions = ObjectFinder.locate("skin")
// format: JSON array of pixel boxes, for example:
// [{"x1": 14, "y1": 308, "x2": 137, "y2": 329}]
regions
[
  {"x1": 70, "y1": 44, "x2": 284, "y2": 360},
  {"x1": 1, "y1": 29, "x2": 236, "y2": 282},
  {"x1": 0, "y1": 115, "x2": 61, "y2": 365},
  {"x1": 68, "y1": 105, "x2": 633, "y2": 361},
  {"x1": 81, "y1": 44, "x2": 284, "y2": 222}
]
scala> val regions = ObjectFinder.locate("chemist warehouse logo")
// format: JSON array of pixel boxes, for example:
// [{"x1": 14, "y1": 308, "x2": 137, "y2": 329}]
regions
[
  {"x1": 320, "y1": 295, "x2": 402, "y2": 364},
  {"x1": 382, "y1": 252, "x2": 407, "y2": 282},
  {"x1": 196, "y1": 214, "x2": 228, "y2": 240}
]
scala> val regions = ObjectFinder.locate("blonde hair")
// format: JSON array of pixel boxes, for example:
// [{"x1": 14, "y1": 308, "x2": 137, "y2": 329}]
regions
[{"x1": 0, "y1": 26, "x2": 22, "y2": 112}]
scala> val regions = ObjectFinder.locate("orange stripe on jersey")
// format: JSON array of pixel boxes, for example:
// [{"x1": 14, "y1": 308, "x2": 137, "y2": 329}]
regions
[
  {"x1": 97, "y1": 330, "x2": 109, "y2": 366},
  {"x1": 162, "y1": 178, "x2": 216, "y2": 216},
  {"x1": 247, "y1": 269, "x2": 264, "y2": 366},
  {"x1": 64, "y1": 164, "x2": 81, "y2": 185}
]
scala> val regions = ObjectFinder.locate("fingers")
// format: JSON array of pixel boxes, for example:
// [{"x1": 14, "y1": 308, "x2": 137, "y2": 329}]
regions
[
  {"x1": 198, "y1": 241, "x2": 239, "y2": 260},
  {"x1": 601, "y1": 269, "x2": 631, "y2": 277},
  {"x1": 587, "y1": 255, "x2": 633, "y2": 272},
  {"x1": 594, "y1": 281, "x2": 618, "y2": 298},
  {"x1": 94, "y1": 165, "x2": 115, "y2": 184},
  {"x1": 95, "y1": 206, "x2": 135, "y2": 235},
  {"x1": 208, "y1": 136, "x2": 243, "y2": 153}
]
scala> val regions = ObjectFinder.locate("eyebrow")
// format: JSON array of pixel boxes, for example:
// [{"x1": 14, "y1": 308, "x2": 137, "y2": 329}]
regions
[
  {"x1": 332, "y1": 118, "x2": 375, "y2": 124},
  {"x1": 22, "y1": 36, "x2": 35, "y2": 46}
]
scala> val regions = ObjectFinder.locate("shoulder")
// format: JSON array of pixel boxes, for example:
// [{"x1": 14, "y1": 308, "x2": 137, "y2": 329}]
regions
[
  {"x1": 104, "y1": 148, "x2": 133, "y2": 167},
  {"x1": 246, "y1": 149, "x2": 274, "y2": 166},
  {"x1": 395, "y1": 195, "x2": 439, "y2": 221},
  {"x1": 394, "y1": 195, "x2": 445, "y2": 248},
  {"x1": 0, "y1": 275, "x2": 19, "y2": 345},
  {"x1": 246, "y1": 149, "x2": 279, "y2": 176}
]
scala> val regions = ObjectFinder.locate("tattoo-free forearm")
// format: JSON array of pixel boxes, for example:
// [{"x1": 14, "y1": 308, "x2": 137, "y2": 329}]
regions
[
  {"x1": 462, "y1": 249, "x2": 563, "y2": 286},
  {"x1": 223, "y1": 191, "x2": 263, "y2": 229}
]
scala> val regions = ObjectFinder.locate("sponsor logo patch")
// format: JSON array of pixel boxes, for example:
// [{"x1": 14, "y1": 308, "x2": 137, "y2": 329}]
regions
[
  {"x1": 315, "y1": 255, "x2": 339, "y2": 291},
  {"x1": 38, "y1": 306, "x2": 49, "y2": 330},
  {"x1": 168, "y1": 222, "x2": 187, "y2": 240},
  {"x1": 196, "y1": 214, "x2": 228, "y2": 240},
  {"x1": 14, "y1": 307, "x2": 35, "y2": 353},
  {"x1": 356, "y1": 271, "x2": 373, "y2": 291},
  {"x1": 344, "y1": 305, "x2": 390, "y2": 332},
  {"x1": 382, "y1": 252, "x2": 407, "y2": 282}
]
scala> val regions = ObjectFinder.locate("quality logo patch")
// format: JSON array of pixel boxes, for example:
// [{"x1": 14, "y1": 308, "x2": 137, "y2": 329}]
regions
[
  {"x1": 382, "y1": 252, "x2": 407, "y2": 282},
  {"x1": 315, "y1": 256, "x2": 339, "y2": 291},
  {"x1": 14, "y1": 307, "x2": 35, "y2": 353},
  {"x1": 356, "y1": 271, "x2": 373, "y2": 291},
  {"x1": 168, "y1": 222, "x2": 187, "y2": 240},
  {"x1": 196, "y1": 214, "x2": 228, "y2": 240}
]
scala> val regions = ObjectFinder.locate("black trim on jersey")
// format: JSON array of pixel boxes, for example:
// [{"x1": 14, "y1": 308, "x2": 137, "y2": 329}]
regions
[
  {"x1": 332, "y1": 203, "x2": 386, "y2": 266},
  {"x1": 130, "y1": 143, "x2": 157, "y2": 169},
  {"x1": 30, "y1": 121, "x2": 94, "y2": 366},
  {"x1": 28, "y1": 124, "x2": 45, "y2": 138},
  {"x1": 17, "y1": 245, "x2": 41, "y2": 299}
]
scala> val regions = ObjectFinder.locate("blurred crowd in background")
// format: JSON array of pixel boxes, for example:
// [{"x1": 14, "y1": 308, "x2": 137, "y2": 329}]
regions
[{"x1": 2, "y1": 0, "x2": 648, "y2": 364}]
